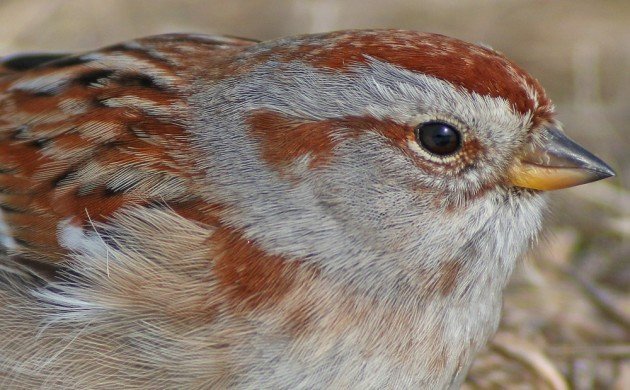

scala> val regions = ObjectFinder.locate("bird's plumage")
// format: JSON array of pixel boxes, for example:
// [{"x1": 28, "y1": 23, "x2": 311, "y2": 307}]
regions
[{"x1": 0, "y1": 30, "x2": 611, "y2": 388}]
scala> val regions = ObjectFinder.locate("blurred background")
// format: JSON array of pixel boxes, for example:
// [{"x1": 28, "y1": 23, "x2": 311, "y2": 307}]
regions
[{"x1": 1, "y1": 0, "x2": 627, "y2": 388}]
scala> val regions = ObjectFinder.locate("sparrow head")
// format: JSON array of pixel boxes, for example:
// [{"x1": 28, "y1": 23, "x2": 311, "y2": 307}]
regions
[{"x1": 188, "y1": 29, "x2": 615, "y2": 291}]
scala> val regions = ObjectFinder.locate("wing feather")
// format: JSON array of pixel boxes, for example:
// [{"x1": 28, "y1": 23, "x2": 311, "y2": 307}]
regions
[{"x1": 0, "y1": 34, "x2": 255, "y2": 270}]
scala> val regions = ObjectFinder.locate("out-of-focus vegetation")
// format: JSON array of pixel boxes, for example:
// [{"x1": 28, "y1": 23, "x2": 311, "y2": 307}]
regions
[{"x1": 1, "y1": 0, "x2": 627, "y2": 388}]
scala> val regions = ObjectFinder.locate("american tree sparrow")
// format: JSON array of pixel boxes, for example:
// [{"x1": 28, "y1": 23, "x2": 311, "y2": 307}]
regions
[{"x1": 0, "y1": 30, "x2": 614, "y2": 388}]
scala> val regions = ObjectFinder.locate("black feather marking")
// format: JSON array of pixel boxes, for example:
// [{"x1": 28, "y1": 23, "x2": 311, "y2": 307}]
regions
[
  {"x1": 45, "y1": 55, "x2": 92, "y2": 68},
  {"x1": 0, "y1": 167, "x2": 17, "y2": 175},
  {"x1": 92, "y1": 97, "x2": 109, "y2": 107},
  {"x1": 75, "y1": 69, "x2": 115, "y2": 86},
  {"x1": 1, "y1": 53, "x2": 70, "y2": 71},
  {"x1": 10, "y1": 125, "x2": 29, "y2": 140},
  {"x1": 103, "y1": 140, "x2": 125, "y2": 149},
  {"x1": 32, "y1": 90, "x2": 57, "y2": 97},
  {"x1": 103, "y1": 180, "x2": 139, "y2": 196},
  {"x1": 103, "y1": 43, "x2": 133, "y2": 52},
  {"x1": 51, "y1": 168, "x2": 76, "y2": 188},
  {"x1": 127, "y1": 125, "x2": 151, "y2": 139},
  {"x1": 0, "y1": 203, "x2": 23, "y2": 213},
  {"x1": 13, "y1": 237, "x2": 36, "y2": 249},
  {"x1": 102, "y1": 186, "x2": 124, "y2": 197},
  {"x1": 116, "y1": 73, "x2": 162, "y2": 90},
  {"x1": 29, "y1": 138, "x2": 52, "y2": 149},
  {"x1": 0, "y1": 186, "x2": 22, "y2": 194}
]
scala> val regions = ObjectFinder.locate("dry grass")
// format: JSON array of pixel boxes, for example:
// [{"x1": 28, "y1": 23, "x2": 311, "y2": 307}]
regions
[{"x1": 1, "y1": 0, "x2": 628, "y2": 388}]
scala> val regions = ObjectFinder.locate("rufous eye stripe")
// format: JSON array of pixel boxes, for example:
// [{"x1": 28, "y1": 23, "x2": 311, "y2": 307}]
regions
[
  {"x1": 248, "y1": 111, "x2": 339, "y2": 171},
  {"x1": 248, "y1": 110, "x2": 485, "y2": 177}
]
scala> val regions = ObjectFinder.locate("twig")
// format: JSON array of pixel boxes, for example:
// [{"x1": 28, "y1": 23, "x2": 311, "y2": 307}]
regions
[
  {"x1": 548, "y1": 344, "x2": 630, "y2": 359},
  {"x1": 571, "y1": 268, "x2": 630, "y2": 329},
  {"x1": 492, "y1": 332, "x2": 569, "y2": 390}
]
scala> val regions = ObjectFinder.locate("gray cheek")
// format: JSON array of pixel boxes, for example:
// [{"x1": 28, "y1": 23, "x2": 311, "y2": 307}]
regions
[
  {"x1": 309, "y1": 135, "x2": 500, "y2": 284},
  {"x1": 312, "y1": 145, "x2": 547, "y2": 300}
]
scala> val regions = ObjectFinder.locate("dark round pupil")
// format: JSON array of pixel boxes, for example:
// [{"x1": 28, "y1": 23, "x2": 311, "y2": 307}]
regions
[{"x1": 416, "y1": 122, "x2": 461, "y2": 155}]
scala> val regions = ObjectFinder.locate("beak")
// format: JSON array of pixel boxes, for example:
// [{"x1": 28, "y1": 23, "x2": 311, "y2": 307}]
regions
[{"x1": 508, "y1": 126, "x2": 615, "y2": 191}]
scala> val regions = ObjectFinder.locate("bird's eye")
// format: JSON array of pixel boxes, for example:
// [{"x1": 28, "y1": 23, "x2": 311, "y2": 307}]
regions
[{"x1": 414, "y1": 121, "x2": 461, "y2": 156}]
